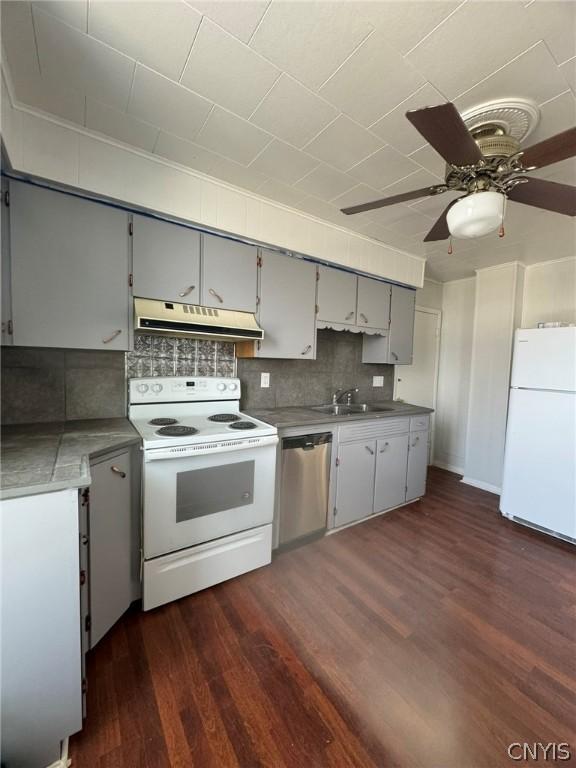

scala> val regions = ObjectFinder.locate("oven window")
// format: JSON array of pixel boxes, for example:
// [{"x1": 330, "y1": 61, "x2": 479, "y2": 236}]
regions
[{"x1": 176, "y1": 461, "x2": 255, "y2": 522}]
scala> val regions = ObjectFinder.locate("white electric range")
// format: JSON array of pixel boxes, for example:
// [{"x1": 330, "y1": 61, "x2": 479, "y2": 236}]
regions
[{"x1": 129, "y1": 377, "x2": 278, "y2": 610}]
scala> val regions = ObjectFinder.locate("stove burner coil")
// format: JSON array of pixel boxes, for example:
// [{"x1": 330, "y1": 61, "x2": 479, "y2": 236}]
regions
[
  {"x1": 208, "y1": 413, "x2": 241, "y2": 422},
  {"x1": 156, "y1": 425, "x2": 198, "y2": 437},
  {"x1": 228, "y1": 421, "x2": 257, "y2": 430},
  {"x1": 149, "y1": 418, "x2": 178, "y2": 426}
]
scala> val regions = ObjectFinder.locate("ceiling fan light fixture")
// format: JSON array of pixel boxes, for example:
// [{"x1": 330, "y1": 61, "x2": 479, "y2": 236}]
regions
[{"x1": 447, "y1": 191, "x2": 505, "y2": 239}]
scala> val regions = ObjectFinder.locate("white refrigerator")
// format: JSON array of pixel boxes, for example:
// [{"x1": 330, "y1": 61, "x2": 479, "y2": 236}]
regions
[{"x1": 500, "y1": 327, "x2": 576, "y2": 541}]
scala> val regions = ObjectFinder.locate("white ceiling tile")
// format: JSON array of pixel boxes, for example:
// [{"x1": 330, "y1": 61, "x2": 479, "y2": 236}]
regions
[
  {"x1": 128, "y1": 64, "x2": 213, "y2": 141},
  {"x1": 209, "y1": 154, "x2": 269, "y2": 192},
  {"x1": 370, "y1": 83, "x2": 446, "y2": 154},
  {"x1": 354, "y1": 1, "x2": 461, "y2": 56},
  {"x1": 257, "y1": 179, "x2": 307, "y2": 208},
  {"x1": 32, "y1": 0, "x2": 87, "y2": 31},
  {"x1": 304, "y1": 115, "x2": 383, "y2": 172},
  {"x1": 319, "y1": 30, "x2": 425, "y2": 127},
  {"x1": 384, "y1": 210, "x2": 435, "y2": 238},
  {"x1": 33, "y1": 6, "x2": 135, "y2": 110},
  {"x1": 12, "y1": 73, "x2": 86, "y2": 124},
  {"x1": 526, "y1": 90, "x2": 576, "y2": 147},
  {"x1": 410, "y1": 189, "x2": 461, "y2": 219},
  {"x1": 181, "y1": 18, "x2": 279, "y2": 118},
  {"x1": 559, "y1": 57, "x2": 576, "y2": 94},
  {"x1": 1, "y1": 2, "x2": 41, "y2": 84},
  {"x1": 454, "y1": 43, "x2": 570, "y2": 114},
  {"x1": 250, "y1": 74, "x2": 338, "y2": 147},
  {"x1": 88, "y1": 1, "x2": 201, "y2": 81},
  {"x1": 154, "y1": 131, "x2": 220, "y2": 174},
  {"x1": 248, "y1": 139, "x2": 319, "y2": 185},
  {"x1": 250, "y1": 1, "x2": 373, "y2": 90},
  {"x1": 195, "y1": 106, "x2": 272, "y2": 164},
  {"x1": 366, "y1": 202, "x2": 423, "y2": 228},
  {"x1": 380, "y1": 168, "x2": 444, "y2": 196},
  {"x1": 524, "y1": 0, "x2": 576, "y2": 65},
  {"x1": 86, "y1": 98, "x2": 159, "y2": 151},
  {"x1": 293, "y1": 196, "x2": 345, "y2": 224},
  {"x1": 406, "y1": 1, "x2": 540, "y2": 100},
  {"x1": 185, "y1": 0, "x2": 269, "y2": 44},
  {"x1": 349, "y1": 146, "x2": 420, "y2": 190},
  {"x1": 533, "y1": 157, "x2": 576, "y2": 185},
  {"x1": 408, "y1": 145, "x2": 446, "y2": 179},
  {"x1": 331, "y1": 184, "x2": 382, "y2": 209},
  {"x1": 294, "y1": 163, "x2": 356, "y2": 201}
]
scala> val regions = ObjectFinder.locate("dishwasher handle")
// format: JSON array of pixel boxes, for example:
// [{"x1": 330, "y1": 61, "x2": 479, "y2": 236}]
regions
[{"x1": 282, "y1": 433, "x2": 332, "y2": 451}]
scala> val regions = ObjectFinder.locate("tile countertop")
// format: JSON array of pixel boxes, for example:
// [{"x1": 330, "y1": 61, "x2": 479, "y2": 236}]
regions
[
  {"x1": 245, "y1": 401, "x2": 433, "y2": 429},
  {"x1": 0, "y1": 419, "x2": 141, "y2": 501}
]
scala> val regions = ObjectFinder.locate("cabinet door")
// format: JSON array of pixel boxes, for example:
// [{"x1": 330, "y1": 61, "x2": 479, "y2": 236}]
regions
[
  {"x1": 389, "y1": 285, "x2": 415, "y2": 364},
  {"x1": 257, "y1": 249, "x2": 316, "y2": 359},
  {"x1": 89, "y1": 451, "x2": 133, "y2": 648},
  {"x1": 10, "y1": 182, "x2": 130, "y2": 350},
  {"x1": 317, "y1": 265, "x2": 357, "y2": 325},
  {"x1": 202, "y1": 234, "x2": 257, "y2": 312},
  {"x1": 132, "y1": 214, "x2": 200, "y2": 303},
  {"x1": 1, "y1": 178, "x2": 12, "y2": 345},
  {"x1": 374, "y1": 434, "x2": 409, "y2": 512},
  {"x1": 357, "y1": 277, "x2": 390, "y2": 331},
  {"x1": 335, "y1": 441, "x2": 376, "y2": 527},
  {"x1": 406, "y1": 430, "x2": 428, "y2": 501}
]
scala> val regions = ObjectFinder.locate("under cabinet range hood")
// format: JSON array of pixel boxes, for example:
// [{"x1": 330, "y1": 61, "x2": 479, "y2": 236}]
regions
[{"x1": 134, "y1": 298, "x2": 264, "y2": 342}]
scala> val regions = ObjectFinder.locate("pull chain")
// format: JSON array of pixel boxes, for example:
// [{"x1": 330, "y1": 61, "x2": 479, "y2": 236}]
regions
[
  {"x1": 447, "y1": 237, "x2": 453, "y2": 255},
  {"x1": 498, "y1": 195, "x2": 506, "y2": 238}
]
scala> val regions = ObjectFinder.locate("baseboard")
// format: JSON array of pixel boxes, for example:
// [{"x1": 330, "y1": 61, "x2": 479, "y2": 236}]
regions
[
  {"x1": 46, "y1": 739, "x2": 71, "y2": 768},
  {"x1": 432, "y1": 460, "x2": 464, "y2": 475},
  {"x1": 461, "y1": 476, "x2": 501, "y2": 495}
]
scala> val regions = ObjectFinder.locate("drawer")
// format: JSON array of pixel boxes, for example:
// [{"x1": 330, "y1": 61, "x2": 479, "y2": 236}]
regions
[
  {"x1": 338, "y1": 418, "x2": 410, "y2": 442},
  {"x1": 410, "y1": 415, "x2": 430, "y2": 432}
]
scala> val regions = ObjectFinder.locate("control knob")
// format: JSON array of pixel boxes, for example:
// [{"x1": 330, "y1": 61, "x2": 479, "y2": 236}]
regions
[
  {"x1": 228, "y1": 382, "x2": 238, "y2": 391},
  {"x1": 151, "y1": 383, "x2": 163, "y2": 394},
  {"x1": 217, "y1": 382, "x2": 227, "y2": 392},
  {"x1": 137, "y1": 383, "x2": 149, "y2": 394}
]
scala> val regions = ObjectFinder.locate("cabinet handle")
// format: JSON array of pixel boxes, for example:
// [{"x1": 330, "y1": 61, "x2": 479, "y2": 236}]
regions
[
  {"x1": 360, "y1": 313, "x2": 368, "y2": 324},
  {"x1": 110, "y1": 465, "x2": 126, "y2": 478},
  {"x1": 411, "y1": 436, "x2": 420, "y2": 448},
  {"x1": 179, "y1": 285, "x2": 196, "y2": 297},
  {"x1": 365, "y1": 446, "x2": 374, "y2": 455},
  {"x1": 379, "y1": 442, "x2": 389, "y2": 453},
  {"x1": 209, "y1": 288, "x2": 224, "y2": 304},
  {"x1": 391, "y1": 351, "x2": 399, "y2": 361},
  {"x1": 102, "y1": 329, "x2": 122, "y2": 344},
  {"x1": 301, "y1": 344, "x2": 312, "y2": 355},
  {"x1": 345, "y1": 311, "x2": 354, "y2": 321}
]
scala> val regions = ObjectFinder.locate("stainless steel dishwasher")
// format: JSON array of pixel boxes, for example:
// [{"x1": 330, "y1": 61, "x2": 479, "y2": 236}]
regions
[{"x1": 279, "y1": 432, "x2": 332, "y2": 548}]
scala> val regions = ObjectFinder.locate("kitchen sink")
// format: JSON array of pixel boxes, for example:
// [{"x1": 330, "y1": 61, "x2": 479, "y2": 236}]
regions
[
  {"x1": 311, "y1": 403, "x2": 395, "y2": 416},
  {"x1": 348, "y1": 404, "x2": 395, "y2": 413}
]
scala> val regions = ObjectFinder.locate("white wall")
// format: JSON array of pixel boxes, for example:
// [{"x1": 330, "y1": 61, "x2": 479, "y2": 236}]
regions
[
  {"x1": 0, "y1": 78, "x2": 425, "y2": 289},
  {"x1": 416, "y1": 279, "x2": 443, "y2": 310},
  {"x1": 522, "y1": 257, "x2": 576, "y2": 328},
  {"x1": 433, "y1": 278, "x2": 475, "y2": 474}
]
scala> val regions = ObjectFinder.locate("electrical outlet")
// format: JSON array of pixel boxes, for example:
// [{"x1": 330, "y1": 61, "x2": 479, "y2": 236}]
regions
[
  {"x1": 261, "y1": 372, "x2": 270, "y2": 388},
  {"x1": 373, "y1": 375, "x2": 384, "y2": 387}
]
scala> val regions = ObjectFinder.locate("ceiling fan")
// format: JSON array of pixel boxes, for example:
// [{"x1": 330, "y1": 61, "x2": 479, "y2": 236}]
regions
[{"x1": 341, "y1": 102, "x2": 576, "y2": 243}]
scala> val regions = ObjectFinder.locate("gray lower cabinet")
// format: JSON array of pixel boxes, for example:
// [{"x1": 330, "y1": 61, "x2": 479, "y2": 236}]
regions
[
  {"x1": 334, "y1": 440, "x2": 376, "y2": 527},
  {"x1": 317, "y1": 265, "x2": 357, "y2": 326},
  {"x1": 256, "y1": 249, "x2": 316, "y2": 359},
  {"x1": 356, "y1": 276, "x2": 391, "y2": 331},
  {"x1": 88, "y1": 449, "x2": 134, "y2": 648},
  {"x1": 373, "y1": 434, "x2": 409, "y2": 512},
  {"x1": 10, "y1": 181, "x2": 131, "y2": 350},
  {"x1": 406, "y1": 430, "x2": 429, "y2": 502},
  {"x1": 202, "y1": 234, "x2": 258, "y2": 312},
  {"x1": 132, "y1": 214, "x2": 200, "y2": 304},
  {"x1": 361, "y1": 285, "x2": 416, "y2": 364}
]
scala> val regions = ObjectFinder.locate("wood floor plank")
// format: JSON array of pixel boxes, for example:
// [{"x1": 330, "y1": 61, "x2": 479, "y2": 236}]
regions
[{"x1": 70, "y1": 468, "x2": 576, "y2": 767}]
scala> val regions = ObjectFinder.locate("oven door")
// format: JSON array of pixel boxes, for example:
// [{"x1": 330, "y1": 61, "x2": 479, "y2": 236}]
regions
[{"x1": 143, "y1": 440, "x2": 278, "y2": 558}]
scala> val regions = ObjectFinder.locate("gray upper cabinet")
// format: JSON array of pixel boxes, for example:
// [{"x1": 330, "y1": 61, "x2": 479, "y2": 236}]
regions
[
  {"x1": 10, "y1": 182, "x2": 130, "y2": 351},
  {"x1": 257, "y1": 249, "x2": 316, "y2": 359},
  {"x1": 317, "y1": 265, "x2": 357, "y2": 326},
  {"x1": 1, "y1": 179, "x2": 12, "y2": 346},
  {"x1": 132, "y1": 214, "x2": 200, "y2": 304},
  {"x1": 335, "y1": 440, "x2": 376, "y2": 527},
  {"x1": 89, "y1": 449, "x2": 133, "y2": 648},
  {"x1": 201, "y1": 234, "x2": 257, "y2": 313},
  {"x1": 356, "y1": 276, "x2": 391, "y2": 331},
  {"x1": 388, "y1": 285, "x2": 416, "y2": 364}
]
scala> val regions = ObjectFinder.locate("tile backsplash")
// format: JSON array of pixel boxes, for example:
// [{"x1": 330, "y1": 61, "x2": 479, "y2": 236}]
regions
[{"x1": 126, "y1": 334, "x2": 236, "y2": 378}]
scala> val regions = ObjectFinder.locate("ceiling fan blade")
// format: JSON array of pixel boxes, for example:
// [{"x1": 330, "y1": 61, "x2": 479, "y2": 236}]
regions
[
  {"x1": 508, "y1": 178, "x2": 576, "y2": 216},
  {"x1": 423, "y1": 198, "x2": 462, "y2": 242},
  {"x1": 521, "y1": 127, "x2": 576, "y2": 170},
  {"x1": 406, "y1": 103, "x2": 483, "y2": 167},
  {"x1": 341, "y1": 185, "x2": 446, "y2": 215}
]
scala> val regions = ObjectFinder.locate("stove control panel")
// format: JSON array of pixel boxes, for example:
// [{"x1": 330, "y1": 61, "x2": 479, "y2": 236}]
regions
[{"x1": 129, "y1": 377, "x2": 241, "y2": 404}]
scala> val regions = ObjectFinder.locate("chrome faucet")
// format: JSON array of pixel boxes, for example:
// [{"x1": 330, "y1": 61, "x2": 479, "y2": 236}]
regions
[{"x1": 332, "y1": 387, "x2": 359, "y2": 405}]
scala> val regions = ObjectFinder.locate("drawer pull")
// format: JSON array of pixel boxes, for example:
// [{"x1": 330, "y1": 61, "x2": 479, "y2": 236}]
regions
[
  {"x1": 360, "y1": 312, "x2": 368, "y2": 324},
  {"x1": 391, "y1": 351, "x2": 399, "y2": 361},
  {"x1": 110, "y1": 465, "x2": 126, "y2": 478},
  {"x1": 345, "y1": 311, "x2": 355, "y2": 321},
  {"x1": 209, "y1": 288, "x2": 224, "y2": 304},
  {"x1": 365, "y1": 446, "x2": 374, "y2": 455},
  {"x1": 301, "y1": 344, "x2": 312, "y2": 355},
  {"x1": 179, "y1": 285, "x2": 196, "y2": 297},
  {"x1": 102, "y1": 329, "x2": 122, "y2": 344}
]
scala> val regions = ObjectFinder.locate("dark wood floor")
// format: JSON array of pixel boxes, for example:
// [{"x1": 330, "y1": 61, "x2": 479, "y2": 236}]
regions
[{"x1": 70, "y1": 468, "x2": 576, "y2": 767}]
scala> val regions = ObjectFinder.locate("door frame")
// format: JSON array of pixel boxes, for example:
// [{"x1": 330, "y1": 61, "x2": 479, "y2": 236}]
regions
[{"x1": 393, "y1": 305, "x2": 442, "y2": 463}]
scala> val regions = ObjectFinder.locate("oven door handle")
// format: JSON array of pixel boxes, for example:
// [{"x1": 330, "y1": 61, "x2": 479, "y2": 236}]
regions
[{"x1": 144, "y1": 434, "x2": 279, "y2": 461}]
